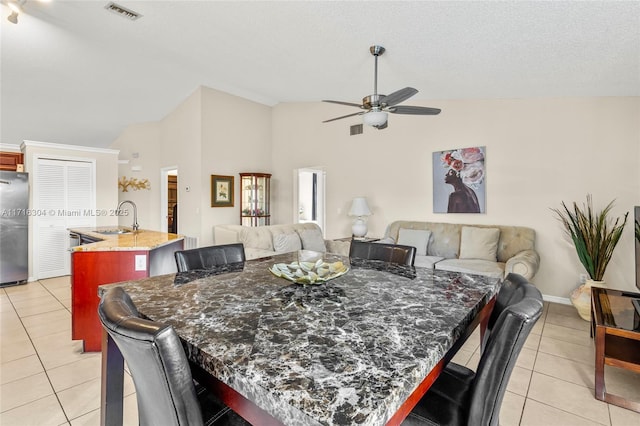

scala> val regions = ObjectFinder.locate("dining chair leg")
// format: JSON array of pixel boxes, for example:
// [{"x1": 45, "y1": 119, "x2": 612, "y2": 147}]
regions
[{"x1": 101, "y1": 329, "x2": 125, "y2": 426}]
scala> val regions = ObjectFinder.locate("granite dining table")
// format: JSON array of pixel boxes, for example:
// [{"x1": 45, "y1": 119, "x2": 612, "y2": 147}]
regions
[{"x1": 99, "y1": 251, "x2": 501, "y2": 426}]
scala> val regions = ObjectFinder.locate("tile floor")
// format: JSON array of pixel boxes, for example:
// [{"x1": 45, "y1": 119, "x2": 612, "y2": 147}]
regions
[{"x1": 1, "y1": 276, "x2": 640, "y2": 425}]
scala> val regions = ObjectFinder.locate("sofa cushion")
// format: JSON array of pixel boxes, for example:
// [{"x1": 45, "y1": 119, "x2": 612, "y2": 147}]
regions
[
  {"x1": 459, "y1": 226, "x2": 500, "y2": 261},
  {"x1": 298, "y1": 228, "x2": 327, "y2": 252},
  {"x1": 435, "y1": 259, "x2": 505, "y2": 278},
  {"x1": 273, "y1": 233, "x2": 302, "y2": 253},
  {"x1": 239, "y1": 226, "x2": 275, "y2": 251},
  {"x1": 414, "y1": 255, "x2": 445, "y2": 269},
  {"x1": 325, "y1": 240, "x2": 350, "y2": 256},
  {"x1": 397, "y1": 228, "x2": 431, "y2": 256},
  {"x1": 384, "y1": 221, "x2": 536, "y2": 263},
  {"x1": 244, "y1": 247, "x2": 280, "y2": 261}
]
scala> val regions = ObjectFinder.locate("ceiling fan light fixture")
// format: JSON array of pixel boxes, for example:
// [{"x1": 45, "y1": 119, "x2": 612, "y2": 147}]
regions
[
  {"x1": 7, "y1": 10, "x2": 18, "y2": 23},
  {"x1": 363, "y1": 110, "x2": 387, "y2": 127},
  {"x1": 8, "y1": 0, "x2": 23, "y2": 13},
  {"x1": 322, "y1": 45, "x2": 440, "y2": 128},
  {"x1": 6, "y1": 0, "x2": 25, "y2": 24}
]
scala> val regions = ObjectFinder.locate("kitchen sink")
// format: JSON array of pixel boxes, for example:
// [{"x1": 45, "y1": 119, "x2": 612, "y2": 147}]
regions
[{"x1": 95, "y1": 228, "x2": 133, "y2": 235}]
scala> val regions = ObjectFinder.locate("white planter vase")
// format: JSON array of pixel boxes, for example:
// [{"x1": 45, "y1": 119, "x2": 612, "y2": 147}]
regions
[{"x1": 570, "y1": 279, "x2": 605, "y2": 321}]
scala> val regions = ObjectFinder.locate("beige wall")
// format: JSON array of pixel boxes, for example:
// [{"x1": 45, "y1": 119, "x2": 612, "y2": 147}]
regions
[
  {"x1": 110, "y1": 86, "x2": 272, "y2": 246},
  {"x1": 108, "y1": 91, "x2": 639, "y2": 300},
  {"x1": 271, "y1": 97, "x2": 640, "y2": 299},
  {"x1": 111, "y1": 89, "x2": 203, "y2": 237},
  {"x1": 200, "y1": 86, "x2": 272, "y2": 245},
  {"x1": 111, "y1": 122, "x2": 162, "y2": 230}
]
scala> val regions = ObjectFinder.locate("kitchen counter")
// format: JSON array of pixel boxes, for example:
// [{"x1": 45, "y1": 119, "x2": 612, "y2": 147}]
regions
[
  {"x1": 69, "y1": 226, "x2": 183, "y2": 251},
  {"x1": 70, "y1": 227, "x2": 184, "y2": 351}
]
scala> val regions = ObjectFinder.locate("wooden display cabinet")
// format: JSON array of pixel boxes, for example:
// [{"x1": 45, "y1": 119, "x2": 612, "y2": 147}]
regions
[{"x1": 240, "y1": 173, "x2": 271, "y2": 226}]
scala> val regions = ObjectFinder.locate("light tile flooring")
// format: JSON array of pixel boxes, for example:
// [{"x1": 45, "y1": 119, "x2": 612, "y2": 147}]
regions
[{"x1": 1, "y1": 277, "x2": 640, "y2": 425}]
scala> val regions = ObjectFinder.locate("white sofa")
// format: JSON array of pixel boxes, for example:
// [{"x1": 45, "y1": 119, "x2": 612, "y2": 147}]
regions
[
  {"x1": 381, "y1": 220, "x2": 540, "y2": 279},
  {"x1": 213, "y1": 223, "x2": 350, "y2": 260}
]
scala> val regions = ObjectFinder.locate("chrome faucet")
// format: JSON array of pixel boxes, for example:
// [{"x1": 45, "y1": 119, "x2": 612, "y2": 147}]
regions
[{"x1": 117, "y1": 200, "x2": 139, "y2": 231}]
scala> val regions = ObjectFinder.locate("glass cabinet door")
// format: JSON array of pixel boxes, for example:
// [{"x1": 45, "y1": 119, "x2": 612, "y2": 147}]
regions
[{"x1": 240, "y1": 173, "x2": 271, "y2": 226}]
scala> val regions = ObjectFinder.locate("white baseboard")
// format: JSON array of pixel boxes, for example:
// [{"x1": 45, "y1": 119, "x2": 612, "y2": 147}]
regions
[{"x1": 542, "y1": 294, "x2": 571, "y2": 305}]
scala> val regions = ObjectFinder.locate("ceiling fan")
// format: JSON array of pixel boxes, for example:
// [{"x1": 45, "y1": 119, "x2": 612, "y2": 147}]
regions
[{"x1": 323, "y1": 45, "x2": 441, "y2": 130}]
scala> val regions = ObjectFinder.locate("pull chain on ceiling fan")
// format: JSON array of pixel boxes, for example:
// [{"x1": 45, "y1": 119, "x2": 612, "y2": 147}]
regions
[{"x1": 323, "y1": 45, "x2": 441, "y2": 130}]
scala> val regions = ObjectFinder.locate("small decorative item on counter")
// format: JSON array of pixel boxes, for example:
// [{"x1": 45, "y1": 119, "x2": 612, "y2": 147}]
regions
[{"x1": 118, "y1": 176, "x2": 151, "y2": 192}]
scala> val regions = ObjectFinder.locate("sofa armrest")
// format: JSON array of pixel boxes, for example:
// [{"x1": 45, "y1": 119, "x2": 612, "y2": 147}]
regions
[
  {"x1": 325, "y1": 240, "x2": 350, "y2": 256},
  {"x1": 213, "y1": 225, "x2": 242, "y2": 245},
  {"x1": 505, "y1": 249, "x2": 540, "y2": 280}
]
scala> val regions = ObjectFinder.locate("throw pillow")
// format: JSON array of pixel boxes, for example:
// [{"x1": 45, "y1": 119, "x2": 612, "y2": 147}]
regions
[
  {"x1": 397, "y1": 228, "x2": 431, "y2": 256},
  {"x1": 297, "y1": 228, "x2": 327, "y2": 252},
  {"x1": 272, "y1": 233, "x2": 302, "y2": 253},
  {"x1": 459, "y1": 226, "x2": 501, "y2": 261}
]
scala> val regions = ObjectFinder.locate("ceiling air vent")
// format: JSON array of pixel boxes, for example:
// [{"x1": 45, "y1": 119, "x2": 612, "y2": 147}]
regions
[
  {"x1": 350, "y1": 124, "x2": 363, "y2": 136},
  {"x1": 104, "y1": 2, "x2": 142, "y2": 21}
]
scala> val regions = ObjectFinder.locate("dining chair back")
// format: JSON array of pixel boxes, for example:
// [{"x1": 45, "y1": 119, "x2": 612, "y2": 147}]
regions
[
  {"x1": 174, "y1": 243, "x2": 246, "y2": 272},
  {"x1": 349, "y1": 240, "x2": 416, "y2": 266},
  {"x1": 403, "y1": 277, "x2": 543, "y2": 426},
  {"x1": 487, "y1": 272, "x2": 531, "y2": 331},
  {"x1": 98, "y1": 286, "x2": 204, "y2": 426},
  {"x1": 98, "y1": 286, "x2": 248, "y2": 426}
]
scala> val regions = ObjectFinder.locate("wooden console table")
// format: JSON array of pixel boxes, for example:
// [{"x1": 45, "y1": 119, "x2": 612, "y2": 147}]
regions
[{"x1": 591, "y1": 286, "x2": 640, "y2": 412}]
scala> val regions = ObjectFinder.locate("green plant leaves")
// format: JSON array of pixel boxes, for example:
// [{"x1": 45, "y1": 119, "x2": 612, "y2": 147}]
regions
[{"x1": 551, "y1": 195, "x2": 628, "y2": 281}]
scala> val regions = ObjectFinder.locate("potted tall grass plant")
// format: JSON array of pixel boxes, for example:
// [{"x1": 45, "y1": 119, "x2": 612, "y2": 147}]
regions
[{"x1": 552, "y1": 195, "x2": 627, "y2": 320}]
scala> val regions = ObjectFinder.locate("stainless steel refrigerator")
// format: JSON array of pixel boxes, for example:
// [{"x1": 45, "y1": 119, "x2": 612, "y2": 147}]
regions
[{"x1": 0, "y1": 171, "x2": 29, "y2": 286}]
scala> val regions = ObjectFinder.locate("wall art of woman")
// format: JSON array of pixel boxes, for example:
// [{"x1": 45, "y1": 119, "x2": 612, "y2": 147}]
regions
[{"x1": 432, "y1": 147, "x2": 486, "y2": 214}]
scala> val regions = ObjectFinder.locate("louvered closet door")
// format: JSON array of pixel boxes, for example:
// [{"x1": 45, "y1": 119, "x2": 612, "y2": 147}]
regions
[{"x1": 34, "y1": 158, "x2": 95, "y2": 279}]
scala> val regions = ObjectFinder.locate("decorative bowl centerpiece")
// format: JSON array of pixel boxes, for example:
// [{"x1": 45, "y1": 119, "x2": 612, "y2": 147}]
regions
[{"x1": 269, "y1": 258, "x2": 349, "y2": 284}]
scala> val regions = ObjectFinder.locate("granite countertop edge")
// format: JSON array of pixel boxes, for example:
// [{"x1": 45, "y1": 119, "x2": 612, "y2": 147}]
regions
[{"x1": 69, "y1": 226, "x2": 184, "y2": 252}]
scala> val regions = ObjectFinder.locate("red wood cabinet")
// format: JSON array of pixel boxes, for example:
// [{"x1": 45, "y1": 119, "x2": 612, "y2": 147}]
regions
[
  {"x1": 0, "y1": 151, "x2": 24, "y2": 171},
  {"x1": 72, "y1": 251, "x2": 149, "y2": 352},
  {"x1": 71, "y1": 238, "x2": 183, "y2": 352}
]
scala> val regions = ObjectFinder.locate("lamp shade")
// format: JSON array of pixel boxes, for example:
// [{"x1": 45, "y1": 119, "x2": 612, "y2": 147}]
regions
[
  {"x1": 362, "y1": 110, "x2": 388, "y2": 127},
  {"x1": 348, "y1": 197, "x2": 372, "y2": 217}
]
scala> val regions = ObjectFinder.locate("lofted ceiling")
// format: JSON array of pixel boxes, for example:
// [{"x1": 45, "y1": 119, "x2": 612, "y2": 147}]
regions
[{"x1": 1, "y1": 1, "x2": 639, "y2": 149}]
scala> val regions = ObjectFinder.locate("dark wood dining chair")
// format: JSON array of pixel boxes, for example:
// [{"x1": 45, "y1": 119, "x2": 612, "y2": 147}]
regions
[
  {"x1": 98, "y1": 286, "x2": 249, "y2": 426},
  {"x1": 349, "y1": 240, "x2": 416, "y2": 266},
  {"x1": 402, "y1": 275, "x2": 543, "y2": 426},
  {"x1": 174, "y1": 243, "x2": 246, "y2": 272}
]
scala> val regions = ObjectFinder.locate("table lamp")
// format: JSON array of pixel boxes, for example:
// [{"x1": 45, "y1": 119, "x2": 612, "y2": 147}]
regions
[{"x1": 349, "y1": 197, "x2": 372, "y2": 238}]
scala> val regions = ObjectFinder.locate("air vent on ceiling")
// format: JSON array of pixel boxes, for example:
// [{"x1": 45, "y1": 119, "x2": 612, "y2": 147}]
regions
[
  {"x1": 350, "y1": 124, "x2": 363, "y2": 136},
  {"x1": 104, "y1": 2, "x2": 142, "y2": 21}
]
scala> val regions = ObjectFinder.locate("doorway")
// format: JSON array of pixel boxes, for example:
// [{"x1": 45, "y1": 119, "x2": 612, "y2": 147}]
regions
[
  {"x1": 294, "y1": 168, "x2": 326, "y2": 234},
  {"x1": 160, "y1": 167, "x2": 178, "y2": 233}
]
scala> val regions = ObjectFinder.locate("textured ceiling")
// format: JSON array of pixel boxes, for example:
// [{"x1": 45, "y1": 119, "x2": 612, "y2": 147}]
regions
[{"x1": 1, "y1": 1, "x2": 639, "y2": 148}]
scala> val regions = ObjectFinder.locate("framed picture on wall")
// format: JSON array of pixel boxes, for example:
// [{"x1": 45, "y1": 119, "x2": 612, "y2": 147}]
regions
[
  {"x1": 211, "y1": 175, "x2": 234, "y2": 207},
  {"x1": 433, "y1": 146, "x2": 486, "y2": 213}
]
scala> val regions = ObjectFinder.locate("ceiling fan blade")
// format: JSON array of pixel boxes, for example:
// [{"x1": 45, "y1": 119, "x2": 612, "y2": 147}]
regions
[
  {"x1": 380, "y1": 87, "x2": 418, "y2": 107},
  {"x1": 322, "y1": 100, "x2": 363, "y2": 108},
  {"x1": 322, "y1": 111, "x2": 364, "y2": 123},
  {"x1": 388, "y1": 105, "x2": 441, "y2": 115}
]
